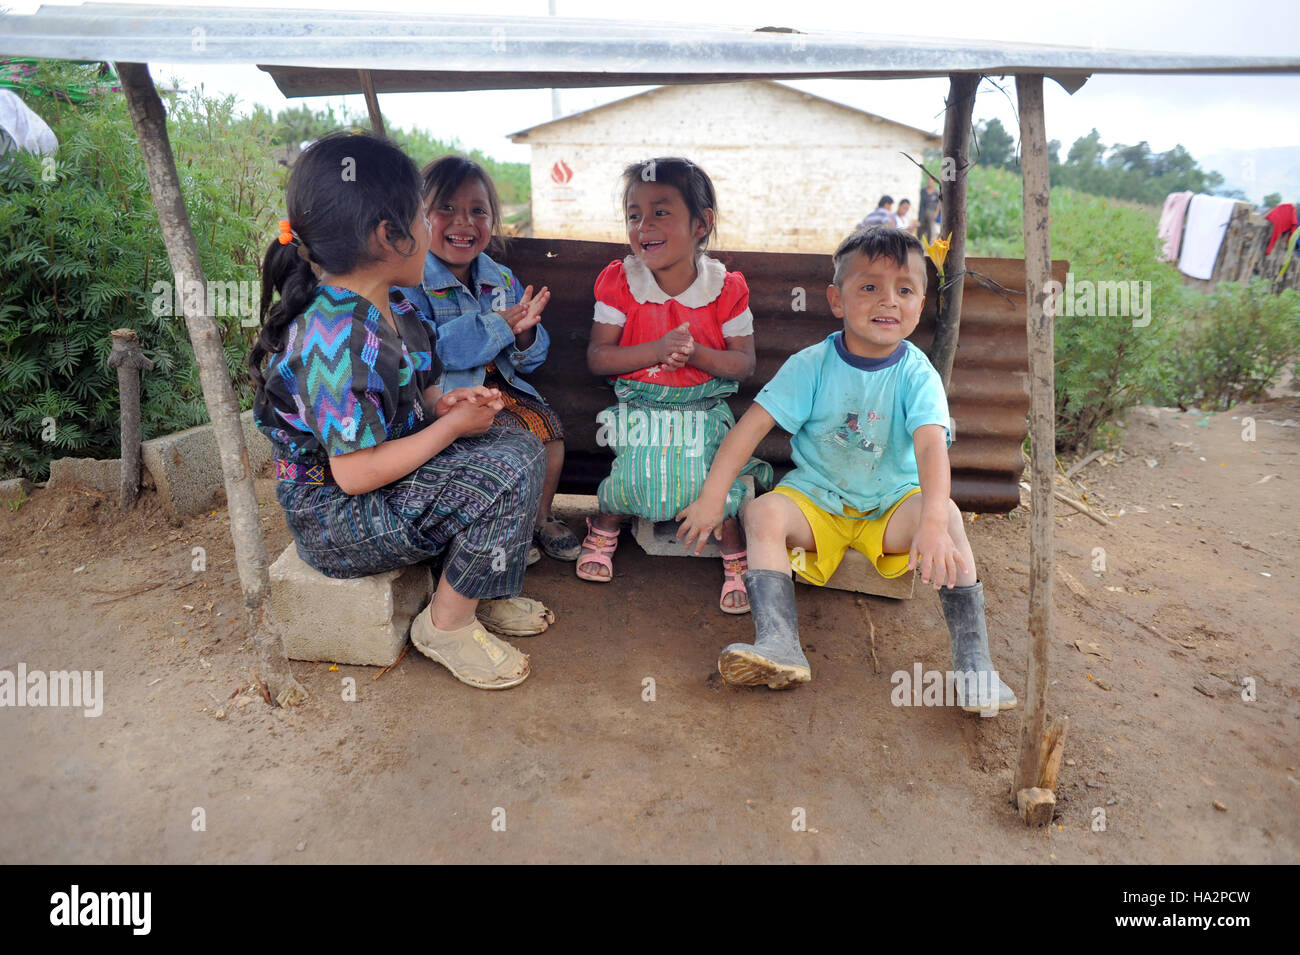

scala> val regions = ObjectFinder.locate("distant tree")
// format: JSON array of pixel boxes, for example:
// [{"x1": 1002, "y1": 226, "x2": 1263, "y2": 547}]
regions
[
  {"x1": 1263, "y1": 192, "x2": 1283, "y2": 209},
  {"x1": 1066, "y1": 128, "x2": 1105, "y2": 169},
  {"x1": 1048, "y1": 129, "x2": 1228, "y2": 206},
  {"x1": 973, "y1": 118, "x2": 1016, "y2": 169}
]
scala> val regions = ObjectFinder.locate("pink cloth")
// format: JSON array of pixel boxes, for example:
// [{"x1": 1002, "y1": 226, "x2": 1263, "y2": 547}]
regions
[{"x1": 1157, "y1": 191, "x2": 1193, "y2": 263}]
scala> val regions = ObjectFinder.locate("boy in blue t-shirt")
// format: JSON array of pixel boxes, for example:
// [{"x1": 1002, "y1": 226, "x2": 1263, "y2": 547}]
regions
[{"x1": 677, "y1": 227, "x2": 1017, "y2": 713}]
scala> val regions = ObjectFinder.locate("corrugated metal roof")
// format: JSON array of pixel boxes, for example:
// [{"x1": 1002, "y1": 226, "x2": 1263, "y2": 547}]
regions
[
  {"x1": 500, "y1": 237, "x2": 1057, "y2": 513},
  {"x1": 4, "y1": 3, "x2": 1299, "y2": 97},
  {"x1": 507, "y1": 80, "x2": 943, "y2": 143}
]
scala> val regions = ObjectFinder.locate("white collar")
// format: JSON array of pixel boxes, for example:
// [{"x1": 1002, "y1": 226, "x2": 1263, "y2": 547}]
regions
[{"x1": 623, "y1": 253, "x2": 726, "y2": 308}]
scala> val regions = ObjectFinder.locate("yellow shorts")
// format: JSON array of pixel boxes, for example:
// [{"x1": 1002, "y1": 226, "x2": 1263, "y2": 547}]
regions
[{"x1": 771, "y1": 485, "x2": 921, "y2": 587}]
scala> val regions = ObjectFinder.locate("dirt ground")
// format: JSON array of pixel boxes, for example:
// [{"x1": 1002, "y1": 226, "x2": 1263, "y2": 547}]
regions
[{"x1": 1, "y1": 396, "x2": 1297, "y2": 864}]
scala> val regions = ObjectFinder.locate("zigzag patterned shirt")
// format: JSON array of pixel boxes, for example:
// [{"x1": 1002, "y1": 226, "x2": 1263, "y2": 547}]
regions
[{"x1": 254, "y1": 285, "x2": 442, "y2": 463}]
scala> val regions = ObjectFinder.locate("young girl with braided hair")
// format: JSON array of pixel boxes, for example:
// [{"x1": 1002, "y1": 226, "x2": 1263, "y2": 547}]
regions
[{"x1": 251, "y1": 132, "x2": 549, "y2": 690}]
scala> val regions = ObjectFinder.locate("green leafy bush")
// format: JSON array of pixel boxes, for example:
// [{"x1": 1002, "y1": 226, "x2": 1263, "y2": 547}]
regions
[
  {"x1": 962, "y1": 165, "x2": 1191, "y2": 451},
  {"x1": 1155, "y1": 280, "x2": 1300, "y2": 411},
  {"x1": 0, "y1": 62, "x2": 280, "y2": 480}
]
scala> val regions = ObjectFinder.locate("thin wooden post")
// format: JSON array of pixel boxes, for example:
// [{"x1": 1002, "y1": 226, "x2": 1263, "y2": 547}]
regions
[
  {"x1": 358, "y1": 70, "x2": 387, "y2": 138},
  {"x1": 1011, "y1": 72, "x2": 1054, "y2": 803},
  {"x1": 116, "y1": 62, "x2": 305, "y2": 707},
  {"x1": 107, "y1": 328, "x2": 153, "y2": 508},
  {"x1": 929, "y1": 72, "x2": 978, "y2": 391}
]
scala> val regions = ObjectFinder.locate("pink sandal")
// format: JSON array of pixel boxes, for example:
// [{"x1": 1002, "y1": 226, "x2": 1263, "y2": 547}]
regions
[
  {"x1": 720, "y1": 551, "x2": 750, "y2": 615},
  {"x1": 576, "y1": 517, "x2": 621, "y2": 583}
]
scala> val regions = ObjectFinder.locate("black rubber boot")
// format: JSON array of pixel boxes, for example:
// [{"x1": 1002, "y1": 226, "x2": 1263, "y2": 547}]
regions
[
  {"x1": 718, "y1": 569, "x2": 811, "y2": 689},
  {"x1": 937, "y1": 580, "x2": 1018, "y2": 714}
]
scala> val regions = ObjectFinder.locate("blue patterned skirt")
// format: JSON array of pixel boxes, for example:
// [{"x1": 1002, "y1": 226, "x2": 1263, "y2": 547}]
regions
[{"x1": 275, "y1": 427, "x2": 545, "y2": 601}]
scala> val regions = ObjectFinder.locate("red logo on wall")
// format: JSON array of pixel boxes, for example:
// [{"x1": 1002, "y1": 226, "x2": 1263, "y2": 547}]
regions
[{"x1": 550, "y1": 160, "x2": 573, "y2": 184}]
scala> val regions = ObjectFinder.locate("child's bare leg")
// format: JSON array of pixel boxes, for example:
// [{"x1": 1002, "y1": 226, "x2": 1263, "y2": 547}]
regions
[
  {"x1": 429, "y1": 573, "x2": 478, "y2": 629},
  {"x1": 881, "y1": 494, "x2": 976, "y2": 588},
  {"x1": 534, "y1": 439, "x2": 581, "y2": 560},
  {"x1": 576, "y1": 511, "x2": 624, "y2": 581},
  {"x1": 535, "y1": 439, "x2": 565, "y2": 528},
  {"x1": 718, "y1": 516, "x2": 748, "y2": 611},
  {"x1": 741, "y1": 492, "x2": 816, "y2": 574}
]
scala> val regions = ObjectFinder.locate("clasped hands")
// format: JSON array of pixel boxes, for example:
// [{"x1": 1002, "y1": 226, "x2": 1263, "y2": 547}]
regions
[
  {"x1": 434, "y1": 385, "x2": 504, "y2": 437},
  {"x1": 654, "y1": 322, "x2": 695, "y2": 370}
]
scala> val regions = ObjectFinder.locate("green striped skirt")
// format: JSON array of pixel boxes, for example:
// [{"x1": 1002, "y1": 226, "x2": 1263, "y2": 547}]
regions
[{"x1": 595, "y1": 377, "x2": 773, "y2": 521}]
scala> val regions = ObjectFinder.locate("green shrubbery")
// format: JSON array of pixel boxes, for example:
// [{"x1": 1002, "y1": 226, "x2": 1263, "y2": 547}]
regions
[
  {"x1": 0, "y1": 62, "x2": 279, "y2": 480},
  {"x1": 1154, "y1": 280, "x2": 1300, "y2": 411},
  {"x1": 960, "y1": 165, "x2": 1299, "y2": 452}
]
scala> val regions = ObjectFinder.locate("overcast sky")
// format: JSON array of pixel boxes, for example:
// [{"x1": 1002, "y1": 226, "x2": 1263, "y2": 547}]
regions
[{"x1": 6, "y1": 0, "x2": 1299, "y2": 189}]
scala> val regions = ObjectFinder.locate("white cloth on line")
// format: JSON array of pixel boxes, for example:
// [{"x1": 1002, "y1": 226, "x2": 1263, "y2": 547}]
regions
[
  {"x1": 0, "y1": 90, "x2": 58, "y2": 157},
  {"x1": 1177, "y1": 195, "x2": 1237, "y2": 280}
]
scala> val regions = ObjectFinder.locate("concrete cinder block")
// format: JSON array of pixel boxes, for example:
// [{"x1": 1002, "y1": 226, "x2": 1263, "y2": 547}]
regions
[
  {"x1": 797, "y1": 547, "x2": 916, "y2": 599},
  {"x1": 141, "y1": 409, "x2": 273, "y2": 518},
  {"x1": 269, "y1": 544, "x2": 434, "y2": 667},
  {"x1": 48, "y1": 457, "x2": 121, "y2": 492},
  {"x1": 0, "y1": 477, "x2": 33, "y2": 497},
  {"x1": 632, "y1": 476, "x2": 755, "y2": 559}
]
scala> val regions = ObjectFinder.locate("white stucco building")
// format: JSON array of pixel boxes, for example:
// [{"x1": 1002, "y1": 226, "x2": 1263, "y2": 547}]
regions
[{"x1": 508, "y1": 80, "x2": 941, "y2": 253}]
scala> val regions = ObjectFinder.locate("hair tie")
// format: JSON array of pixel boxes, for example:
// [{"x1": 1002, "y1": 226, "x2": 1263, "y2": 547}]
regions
[{"x1": 278, "y1": 219, "x2": 294, "y2": 246}]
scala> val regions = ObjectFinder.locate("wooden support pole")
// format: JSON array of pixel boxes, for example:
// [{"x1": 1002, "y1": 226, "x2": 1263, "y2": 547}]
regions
[
  {"x1": 116, "y1": 62, "x2": 305, "y2": 707},
  {"x1": 107, "y1": 328, "x2": 153, "y2": 509},
  {"x1": 1011, "y1": 72, "x2": 1054, "y2": 803},
  {"x1": 929, "y1": 72, "x2": 978, "y2": 392},
  {"x1": 358, "y1": 70, "x2": 387, "y2": 138}
]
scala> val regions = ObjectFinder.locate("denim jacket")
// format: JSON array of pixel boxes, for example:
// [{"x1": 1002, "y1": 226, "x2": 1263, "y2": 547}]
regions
[{"x1": 399, "y1": 252, "x2": 550, "y2": 402}]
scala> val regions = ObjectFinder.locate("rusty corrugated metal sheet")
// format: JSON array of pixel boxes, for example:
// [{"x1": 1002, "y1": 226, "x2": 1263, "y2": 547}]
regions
[{"x1": 500, "y1": 237, "x2": 1066, "y2": 512}]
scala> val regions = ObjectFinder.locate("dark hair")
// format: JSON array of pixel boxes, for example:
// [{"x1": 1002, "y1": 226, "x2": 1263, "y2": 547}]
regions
[
  {"x1": 897, "y1": 198, "x2": 911, "y2": 210},
  {"x1": 420, "y1": 153, "x2": 506, "y2": 257},
  {"x1": 877, "y1": 195, "x2": 894, "y2": 208},
  {"x1": 832, "y1": 227, "x2": 927, "y2": 288},
  {"x1": 620, "y1": 157, "x2": 718, "y2": 250},
  {"x1": 249, "y1": 132, "x2": 423, "y2": 393}
]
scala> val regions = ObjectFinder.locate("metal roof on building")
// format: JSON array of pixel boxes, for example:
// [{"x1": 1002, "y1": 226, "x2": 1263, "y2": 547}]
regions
[
  {"x1": 3, "y1": 3, "x2": 1299, "y2": 98},
  {"x1": 507, "y1": 80, "x2": 943, "y2": 143}
]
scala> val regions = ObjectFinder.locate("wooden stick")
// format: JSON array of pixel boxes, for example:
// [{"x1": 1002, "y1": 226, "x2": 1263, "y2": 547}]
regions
[
  {"x1": 1053, "y1": 489, "x2": 1110, "y2": 526},
  {"x1": 856, "y1": 598, "x2": 881, "y2": 674},
  {"x1": 929, "y1": 72, "x2": 979, "y2": 391},
  {"x1": 89, "y1": 579, "x2": 168, "y2": 604},
  {"x1": 108, "y1": 328, "x2": 154, "y2": 509},
  {"x1": 358, "y1": 70, "x2": 387, "y2": 138},
  {"x1": 1066, "y1": 449, "x2": 1105, "y2": 479},
  {"x1": 373, "y1": 644, "x2": 409, "y2": 681},
  {"x1": 1037, "y1": 715, "x2": 1069, "y2": 791},
  {"x1": 117, "y1": 62, "x2": 305, "y2": 707},
  {"x1": 249, "y1": 668, "x2": 272, "y2": 705},
  {"x1": 1016, "y1": 787, "x2": 1055, "y2": 827},
  {"x1": 1011, "y1": 73, "x2": 1054, "y2": 803}
]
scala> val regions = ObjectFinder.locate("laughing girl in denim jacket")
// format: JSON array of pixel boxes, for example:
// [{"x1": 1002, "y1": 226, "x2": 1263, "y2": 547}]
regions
[{"x1": 401, "y1": 155, "x2": 581, "y2": 566}]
